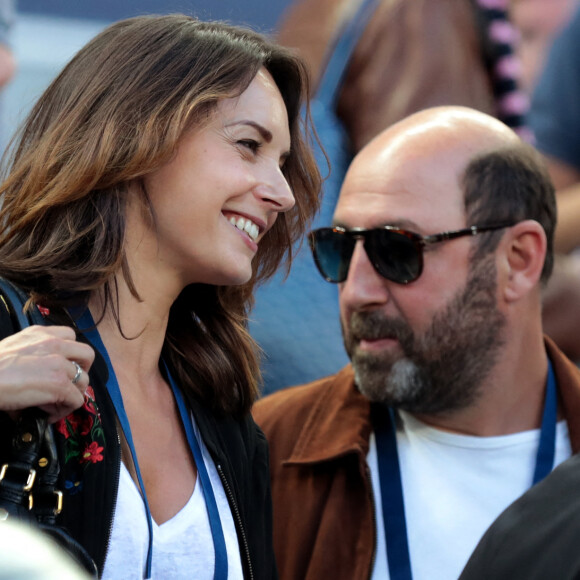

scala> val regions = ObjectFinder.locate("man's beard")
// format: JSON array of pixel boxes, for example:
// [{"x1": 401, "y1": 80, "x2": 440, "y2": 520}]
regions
[{"x1": 343, "y1": 255, "x2": 506, "y2": 415}]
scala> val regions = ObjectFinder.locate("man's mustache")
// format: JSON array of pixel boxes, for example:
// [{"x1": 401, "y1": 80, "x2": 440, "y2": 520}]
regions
[{"x1": 348, "y1": 311, "x2": 414, "y2": 348}]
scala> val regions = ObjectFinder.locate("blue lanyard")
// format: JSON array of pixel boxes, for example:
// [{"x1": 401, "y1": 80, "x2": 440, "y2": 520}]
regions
[
  {"x1": 77, "y1": 309, "x2": 228, "y2": 580},
  {"x1": 164, "y1": 365, "x2": 228, "y2": 580},
  {"x1": 373, "y1": 360, "x2": 558, "y2": 580}
]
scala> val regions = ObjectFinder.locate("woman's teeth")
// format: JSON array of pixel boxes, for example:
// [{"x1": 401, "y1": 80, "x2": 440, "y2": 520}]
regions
[{"x1": 229, "y1": 216, "x2": 259, "y2": 241}]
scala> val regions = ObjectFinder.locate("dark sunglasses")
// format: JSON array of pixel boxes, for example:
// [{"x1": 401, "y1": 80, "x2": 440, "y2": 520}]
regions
[{"x1": 309, "y1": 222, "x2": 516, "y2": 285}]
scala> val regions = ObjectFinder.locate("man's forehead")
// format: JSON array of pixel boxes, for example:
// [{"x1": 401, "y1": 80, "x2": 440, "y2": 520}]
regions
[
  {"x1": 346, "y1": 106, "x2": 519, "y2": 187},
  {"x1": 334, "y1": 106, "x2": 518, "y2": 229},
  {"x1": 334, "y1": 187, "x2": 466, "y2": 234},
  {"x1": 335, "y1": 157, "x2": 466, "y2": 231}
]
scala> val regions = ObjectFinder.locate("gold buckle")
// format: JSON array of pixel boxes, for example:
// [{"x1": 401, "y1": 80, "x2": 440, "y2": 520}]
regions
[
  {"x1": 28, "y1": 490, "x2": 63, "y2": 515},
  {"x1": 0, "y1": 464, "x2": 36, "y2": 492},
  {"x1": 53, "y1": 491, "x2": 63, "y2": 515}
]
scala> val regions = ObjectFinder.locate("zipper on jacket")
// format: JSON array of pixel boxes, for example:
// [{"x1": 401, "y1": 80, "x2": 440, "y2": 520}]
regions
[
  {"x1": 217, "y1": 463, "x2": 254, "y2": 580},
  {"x1": 364, "y1": 463, "x2": 378, "y2": 580},
  {"x1": 101, "y1": 423, "x2": 121, "y2": 575}
]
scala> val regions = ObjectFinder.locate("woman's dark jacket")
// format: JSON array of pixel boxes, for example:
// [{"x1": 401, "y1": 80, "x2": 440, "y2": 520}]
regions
[{"x1": 0, "y1": 303, "x2": 277, "y2": 579}]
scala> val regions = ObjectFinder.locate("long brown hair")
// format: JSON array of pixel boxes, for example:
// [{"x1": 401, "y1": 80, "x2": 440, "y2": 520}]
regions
[{"x1": 0, "y1": 14, "x2": 322, "y2": 416}]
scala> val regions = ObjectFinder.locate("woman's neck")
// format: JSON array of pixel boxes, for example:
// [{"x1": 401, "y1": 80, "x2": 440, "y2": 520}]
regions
[{"x1": 87, "y1": 278, "x2": 173, "y2": 387}]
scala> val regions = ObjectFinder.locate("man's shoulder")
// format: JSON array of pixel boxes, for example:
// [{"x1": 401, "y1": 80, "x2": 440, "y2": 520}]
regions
[{"x1": 253, "y1": 364, "x2": 372, "y2": 464}]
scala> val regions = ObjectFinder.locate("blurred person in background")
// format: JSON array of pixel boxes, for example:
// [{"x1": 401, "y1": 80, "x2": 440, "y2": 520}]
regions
[
  {"x1": 513, "y1": 1, "x2": 580, "y2": 359},
  {"x1": 510, "y1": 0, "x2": 579, "y2": 94},
  {"x1": 529, "y1": 2, "x2": 580, "y2": 252},
  {"x1": 0, "y1": 0, "x2": 15, "y2": 90},
  {"x1": 0, "y1": 0, "x2": 16, "y2": 144}
]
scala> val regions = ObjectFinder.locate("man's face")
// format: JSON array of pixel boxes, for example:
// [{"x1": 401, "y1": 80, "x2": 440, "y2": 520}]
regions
[
  {"x1": 343, "y1": 252, "x2": 506, "y2": 413},
  {"x1": 336, "y1": 135, "x2": 507, "y2": 415}
]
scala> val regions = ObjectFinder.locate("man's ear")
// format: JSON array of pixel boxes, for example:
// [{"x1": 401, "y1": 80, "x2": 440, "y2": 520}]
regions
[{"x1": 500, "y1": 220, "x2": 547, "y2": 303}]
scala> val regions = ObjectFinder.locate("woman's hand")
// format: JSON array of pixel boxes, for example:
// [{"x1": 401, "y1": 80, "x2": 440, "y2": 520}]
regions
[{"x1": 0, "y1": 325, "x2": 95, "y2": 423}]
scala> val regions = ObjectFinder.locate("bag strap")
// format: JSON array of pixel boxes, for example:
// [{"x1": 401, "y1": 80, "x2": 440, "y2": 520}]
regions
[
  {"x1": 0, "y1": 278, "x2": 45, "y2": 328},
  {"x1": 0, "y1": 408, "x2": 49, "y2": 516},
  {"x1": 0, "y1": 280, "x2": 98, "y2": 577},
  {"x1": 33, "y1": 423, "x2": 63, "y2": 526},
  {"x1": 0, "y1": 278, "x2": 57, "y2": 522},
  {"x1": 316, "y1": 0, "x2": 380, "y2": 108}
]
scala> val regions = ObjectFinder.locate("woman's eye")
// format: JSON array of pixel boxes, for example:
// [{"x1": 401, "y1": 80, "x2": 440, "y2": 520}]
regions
[{"x1": 238, "y1": 139, "x2": 261, "y2": 154}]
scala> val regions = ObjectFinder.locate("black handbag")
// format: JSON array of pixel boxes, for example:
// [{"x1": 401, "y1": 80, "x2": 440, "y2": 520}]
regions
[{"x1": 0, "y1": 277, "x2": 98, "y2": 578}]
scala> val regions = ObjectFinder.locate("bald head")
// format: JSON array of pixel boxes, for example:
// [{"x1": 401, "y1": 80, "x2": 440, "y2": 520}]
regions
[
  {"x1": 335, "y1": 105, "x2": 556, "y2": 282},
  {"x1": 349, "y1": 106, "x2": 521, "y2": 190}
]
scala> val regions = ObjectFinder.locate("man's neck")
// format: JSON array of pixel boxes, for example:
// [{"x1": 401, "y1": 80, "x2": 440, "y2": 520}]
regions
[{"x1": 411, "y1": 337, "x2": 550, "y2": 437}]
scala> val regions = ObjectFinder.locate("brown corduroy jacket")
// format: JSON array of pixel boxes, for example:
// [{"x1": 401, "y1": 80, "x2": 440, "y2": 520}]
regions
[{"x1": 253, "y1": 338, "x2": 580, "y2": 580}]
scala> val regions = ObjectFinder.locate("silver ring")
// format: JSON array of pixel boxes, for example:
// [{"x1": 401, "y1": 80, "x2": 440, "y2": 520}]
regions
[{"x1": 71, "y1": 361, "x2": 83, "y2": 385}]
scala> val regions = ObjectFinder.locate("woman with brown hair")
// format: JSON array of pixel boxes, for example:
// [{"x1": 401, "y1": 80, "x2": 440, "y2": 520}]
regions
[{"x1": 0, "y1": 13, "x2": 320, "y2": 579}]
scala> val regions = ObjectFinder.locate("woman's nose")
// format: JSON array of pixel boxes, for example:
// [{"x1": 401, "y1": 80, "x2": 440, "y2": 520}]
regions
[{"x1": 256, "y1": 164, "x2": 295, "y2": 213}]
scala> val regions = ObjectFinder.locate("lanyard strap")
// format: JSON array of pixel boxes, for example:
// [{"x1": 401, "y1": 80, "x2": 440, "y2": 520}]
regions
[
  {"x1": 77, "y1": 309, "x2": 227, "y2": 580},
  {"x1": 373, "y1": 405, "x2": 412, "y2": 580},
  {"x1": 164, "y1": 364, "x2": 228, "y2": 580},
  {"x1": 532, "y1": 360, "x2": 557, "y2": 484},
  {"x1": 373, "y1": 360, "x2": 558, "y2": 580}
]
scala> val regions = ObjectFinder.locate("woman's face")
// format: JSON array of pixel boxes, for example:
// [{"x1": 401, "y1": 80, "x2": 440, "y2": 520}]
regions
[{"x1": 134, "y1": 68, "x2": 294, "y2": 290}]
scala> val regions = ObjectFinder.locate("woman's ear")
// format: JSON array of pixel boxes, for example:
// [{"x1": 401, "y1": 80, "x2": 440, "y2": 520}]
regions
[{"x1": 500, "y1": 220, "x2": 547, "y2": 303}]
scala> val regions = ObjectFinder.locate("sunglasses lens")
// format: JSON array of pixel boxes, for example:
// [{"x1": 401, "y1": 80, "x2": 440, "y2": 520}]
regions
[
  {"x1": 367, "y1": 230, "x2": 422, "y2": 284},
  {"x1": 310, "y1": 229, "x2": 354, "y2": 283}
]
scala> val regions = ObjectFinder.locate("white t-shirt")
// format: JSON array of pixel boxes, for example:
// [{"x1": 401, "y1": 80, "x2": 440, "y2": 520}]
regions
[
  {"x1": 368, "y1": 410, "x2": 572, "y2": 580},
  {"x1": 102, "y1": 419, "x2": 244, "y2": 580}
]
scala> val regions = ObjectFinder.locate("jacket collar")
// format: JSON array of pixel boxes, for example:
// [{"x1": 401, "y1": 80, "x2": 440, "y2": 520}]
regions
[
  {"x1": 284, "y1": 365, "x2": 373, "y2": 466},
  {"x1": 545, "y1": 336, "x2": 580, "y2": 453},
  {"x1": 283, "y1": 337, "x2": 580, "y2": 465}
]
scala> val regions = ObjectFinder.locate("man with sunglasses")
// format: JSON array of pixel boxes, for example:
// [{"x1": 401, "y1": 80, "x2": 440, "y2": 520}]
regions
[{"x1": 253, "y1": 106, "x2": 580, "y2": 580}]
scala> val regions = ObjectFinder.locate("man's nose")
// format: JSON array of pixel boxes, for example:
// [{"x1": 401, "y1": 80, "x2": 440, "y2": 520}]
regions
[{"x1": 339, "y1": 240, "x2": 391, "y2": 310}]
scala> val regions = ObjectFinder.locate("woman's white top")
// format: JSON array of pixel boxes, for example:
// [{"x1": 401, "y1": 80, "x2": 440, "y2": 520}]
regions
[{"x1": 101, "y1": 418, "x2": 243, "y2": 580}]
